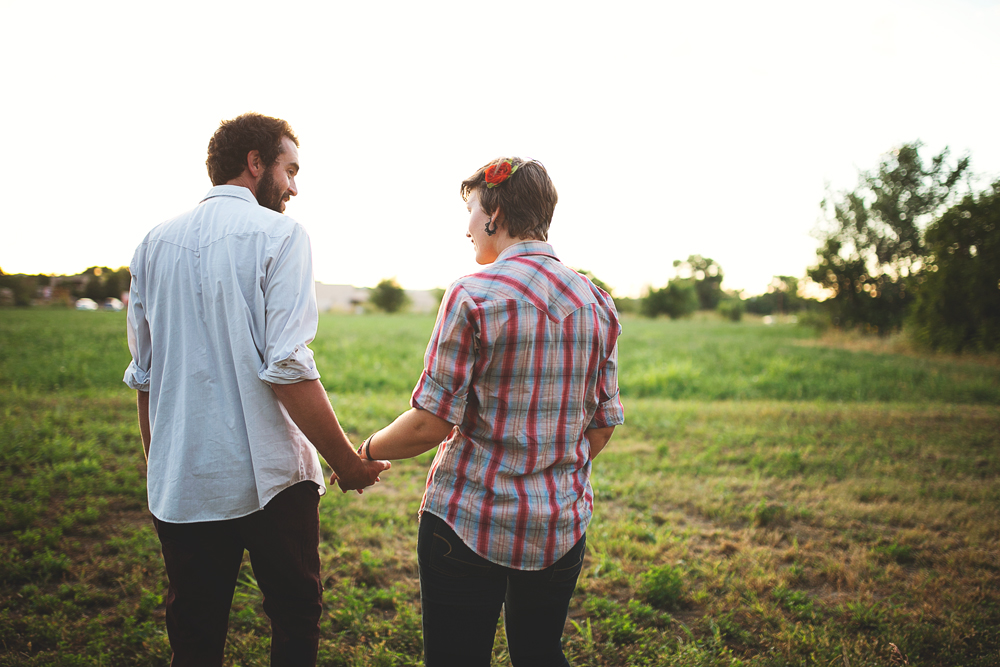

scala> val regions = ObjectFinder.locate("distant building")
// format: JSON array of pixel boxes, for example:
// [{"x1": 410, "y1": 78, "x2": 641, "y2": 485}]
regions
[
  {"x1": 313, "y1": 282, "x2": 440, "y2": 314},
  {"x1": 404, "y1": 288, "x2": 440, "y2": 314},
  {"x1": 314, "y1": 283, "x2": 370, "y2": 314}
]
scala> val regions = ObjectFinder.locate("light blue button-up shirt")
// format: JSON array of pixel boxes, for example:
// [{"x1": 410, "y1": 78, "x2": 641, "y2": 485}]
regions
[{"x1": 124, "y1": 185, "x2": 327, "y2": 523}]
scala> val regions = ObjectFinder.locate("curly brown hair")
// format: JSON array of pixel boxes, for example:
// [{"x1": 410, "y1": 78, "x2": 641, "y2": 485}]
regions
[
  {"x1": 460, "y1": 158, "x2": 558, "y2": 241},
  {"x1": 205, "y1": 113, "x2": 299, "y2": 186}
]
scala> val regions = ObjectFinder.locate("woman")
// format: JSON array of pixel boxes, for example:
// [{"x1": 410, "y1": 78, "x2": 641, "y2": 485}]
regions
[{"x1": 360, "y1": 157, "x2": 624, "y2": 666}]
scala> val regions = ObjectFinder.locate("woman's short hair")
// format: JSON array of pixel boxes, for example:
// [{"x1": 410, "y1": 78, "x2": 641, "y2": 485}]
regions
[
  {"x1": 206, "y1": 113, "x2": 299, "y2": 186},
  {"x1": 461, "y1": 158, "x2": 558, "y2": 241}
]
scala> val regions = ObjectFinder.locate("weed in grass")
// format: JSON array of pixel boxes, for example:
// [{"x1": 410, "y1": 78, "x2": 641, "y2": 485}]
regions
[
  {"x1": 872, "y1": 542, "x2": 916, "y2": 565},
  {"x1": 771, "y1": 585, "x2": 817, "y2": 621},
  {"x1": 749, "y1": 500, "x2": 788, "y2": 528},
  {"x1": 641, "y1": 563, "x2": 686, "y2": 609},
  {"x1": 569, "y1": 616, "x2": 596, "y2": 652},
  {"x1": 844, "y1": 599, "x2": 886, "y2": 631}
]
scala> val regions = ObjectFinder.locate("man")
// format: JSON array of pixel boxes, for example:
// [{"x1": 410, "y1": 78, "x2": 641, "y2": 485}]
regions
[{"x1": 124, "y1": 112, "x2": 389, "y2": 666}]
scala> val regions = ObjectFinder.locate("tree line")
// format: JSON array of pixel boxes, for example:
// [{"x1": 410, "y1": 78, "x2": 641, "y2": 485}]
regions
[
  {"x1": 0, "y1": 266, "x2": 130, "y2": 307},
  {"x1": 0, "y1": 268, "x2": 426, "y2": 316},
  {"x1": 606, "y1": 141, "x2": 998, "y2": 354}
]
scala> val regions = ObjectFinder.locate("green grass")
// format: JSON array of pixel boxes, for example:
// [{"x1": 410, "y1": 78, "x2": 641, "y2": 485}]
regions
[
  {"x1": 1, "y1": 309, "x2": 998, "y2": 665},
  {"x1": 617, "y1": 317, "x2": 1000, "y2": 403},
  {"x1": 3, "y1": 310, "x2": 998, "y2": 403}
]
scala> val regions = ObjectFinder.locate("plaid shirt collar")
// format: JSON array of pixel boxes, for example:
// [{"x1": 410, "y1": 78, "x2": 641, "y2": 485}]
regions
[{"x1": 495, "y1": 240, "x2": 559, "y2": 264}]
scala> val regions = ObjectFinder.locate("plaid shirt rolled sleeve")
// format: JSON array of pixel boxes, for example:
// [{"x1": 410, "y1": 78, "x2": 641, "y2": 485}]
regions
[
  {"x1": 410, "y1": 284, "x2": 478, "y2": 425},
  {"x1": 588, "y1": 320, "x2": 624, "y2": 429}
]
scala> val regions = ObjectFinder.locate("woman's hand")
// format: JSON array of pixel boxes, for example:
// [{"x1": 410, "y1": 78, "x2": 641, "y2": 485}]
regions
[{"x1": 586, "y1": 426, "x2": 616, "y2": 459}]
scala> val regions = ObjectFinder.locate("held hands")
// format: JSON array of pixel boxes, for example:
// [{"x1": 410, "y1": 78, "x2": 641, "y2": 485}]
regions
[{"x1": 330, "y1": 453, "x2": 391, "y2": 494}]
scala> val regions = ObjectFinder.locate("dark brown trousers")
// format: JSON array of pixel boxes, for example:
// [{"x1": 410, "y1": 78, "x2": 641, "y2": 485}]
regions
[{"x1": 151, "y1": 481, "x2": 322, "y2": 667}]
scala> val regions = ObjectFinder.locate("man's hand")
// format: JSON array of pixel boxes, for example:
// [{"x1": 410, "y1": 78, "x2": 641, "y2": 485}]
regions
[
  {"x1": 270, "y1": 379, "x2": 391, "y2": 494},
  {"x1": 330, "y1": 457, "x2": 391, "y2": 494}
]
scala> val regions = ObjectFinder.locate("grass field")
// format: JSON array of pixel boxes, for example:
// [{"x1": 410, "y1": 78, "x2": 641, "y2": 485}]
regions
[{"x1": 1, "y1": 309, "x2": 998, "y2": 666}]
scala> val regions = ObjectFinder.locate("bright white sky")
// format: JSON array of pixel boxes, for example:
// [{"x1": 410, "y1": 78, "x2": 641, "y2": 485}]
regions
[{"x1": 2, "y1": 0, "x2": 999, "y2": 297}]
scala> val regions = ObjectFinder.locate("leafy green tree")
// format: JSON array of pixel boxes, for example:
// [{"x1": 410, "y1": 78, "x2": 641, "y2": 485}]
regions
[
  {"x1": 808, "y1": 142, "x2": 970, "y2": 334},
  {"x1": 369, "y1": 278, "x2": 410, "y2": 313},
  {"x1": 746, "y1": 276, "x2": 804, "y2": 316},
  {"x1": 908, "y1": 181, "x2": 1000, "y2": 352},
  {"x1": 104, "y1": 267, "x2": 129, "y2": 300},
  {"x1": 83, "y1": 266, "x2": 123, "y2": 302},
  {"x1": 675, "y1": 255, "x2": 724, "y2": 310},
  {"x1": 642, "y1": 278, "x2": 699, "y2": 319}
]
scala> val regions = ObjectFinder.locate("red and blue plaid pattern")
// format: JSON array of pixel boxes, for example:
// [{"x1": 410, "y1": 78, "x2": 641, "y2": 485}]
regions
[{"x1": 412, "y1": 241, "x2": 624, "y2": 570}]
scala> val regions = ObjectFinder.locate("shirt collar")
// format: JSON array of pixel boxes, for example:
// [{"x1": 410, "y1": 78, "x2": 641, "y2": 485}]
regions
[
  {"x1": 495, "y1": 240, "x2": 559, "y2": 263},
  {"x1": 200, "y1": 185, "x2": 259, "y2": 206}
]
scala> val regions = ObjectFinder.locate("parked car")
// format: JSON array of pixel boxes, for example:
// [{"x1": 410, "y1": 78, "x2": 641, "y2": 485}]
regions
[
  {"x1": 75, "y1": 298, "x2": 98, "y2": 311},
  {"x1": 103, "y1": 297, "x2": 124, "y2": 311}
]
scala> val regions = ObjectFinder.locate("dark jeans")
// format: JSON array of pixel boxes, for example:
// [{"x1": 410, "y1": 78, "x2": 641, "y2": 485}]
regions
[
  {"x1": 417, "y1": 512, "x2": 586, "y2": 667},
  {"x1": 151, "y1": 481, "x2": 322, "y2": 667}
]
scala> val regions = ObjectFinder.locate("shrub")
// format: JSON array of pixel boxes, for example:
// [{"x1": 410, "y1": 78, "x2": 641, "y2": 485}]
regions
[
  {"x1": 718, "y1": 299, "x2": 744, "y2": 322},
  {"x1": 369, "y1": 279, "x2": 410, "y2": 314},
  {"x1": 642, "y1": 279, "x2": 698, "y2": 319}
]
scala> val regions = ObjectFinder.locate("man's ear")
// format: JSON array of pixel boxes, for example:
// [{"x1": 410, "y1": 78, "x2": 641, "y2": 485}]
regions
[{"x1": 246, "y1": 150, "x2": 263, "y2": 178}]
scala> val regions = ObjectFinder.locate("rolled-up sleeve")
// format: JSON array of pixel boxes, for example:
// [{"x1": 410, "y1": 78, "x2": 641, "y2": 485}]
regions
[
  {"x1": 589, "y1": 311, "x2": 625, "y2": 429},
  {"x1": 589, "y1": 343, "x2": 624, "y2": 428},
  {"x1": 258, "y1": 224, "x2": 321, "y2": 385},
  {"x1": 123, "y1": 252, "x2": 151, "y2": 391},
  {"x1": 410, "y1": 284, "x2": 477, "y2": 425}
]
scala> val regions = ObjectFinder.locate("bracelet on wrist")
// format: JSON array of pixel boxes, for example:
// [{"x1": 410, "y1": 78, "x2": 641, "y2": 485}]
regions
[{"x1": 362, "y1": 434, "x2": 375, "y2": 461}]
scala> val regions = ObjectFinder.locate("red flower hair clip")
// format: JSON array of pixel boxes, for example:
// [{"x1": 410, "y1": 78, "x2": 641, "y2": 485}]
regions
[{"x1": 485, "y1": 160, "x2": 518, "y2": 188}]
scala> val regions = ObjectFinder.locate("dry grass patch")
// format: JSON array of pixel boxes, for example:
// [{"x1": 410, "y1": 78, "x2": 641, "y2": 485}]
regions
[{"x1": 797, "y1": 328, "x2": 1000, "y2": 370}]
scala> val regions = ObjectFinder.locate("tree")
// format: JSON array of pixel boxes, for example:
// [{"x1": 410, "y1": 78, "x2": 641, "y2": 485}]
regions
[
  {"x1": 808, "y1": 142, "x2": 970, "y2": 334},
  {"x1": 82, "y1": 266, "x2": 127, "y2": 302},
  {"x1": 369, "y1": 278, "x2": 410, "y2": 313},
  {"x1": 574, "y1": 268, "x2": 612, "y2": 295},
  {"x1": 0, "y1": 270, "x2": 46, "y2": 307},
  {"x1": 642, "y1": 278, "x2": 699, "y2": 319},
  {"x1": 746, "y1": 276, "x2": 804, "y2": 316},
  {"x1": 908, "y1": 181, "x2": 1000, "y2": 352},
  {"x1": 675, "y1": 255, "x2": 724, "y2": 310}
]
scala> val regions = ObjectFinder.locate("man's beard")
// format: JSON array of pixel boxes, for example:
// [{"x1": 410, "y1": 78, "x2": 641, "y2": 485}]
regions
[{"x1": 256, "y1": 168, "x2": 287, "y2": 213}]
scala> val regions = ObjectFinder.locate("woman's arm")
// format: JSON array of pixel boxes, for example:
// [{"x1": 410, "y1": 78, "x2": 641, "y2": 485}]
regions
[
  {"x1": 586, "y1": 426, "x2": 616, "y2": 459},
  {"x1": 364, "y1": 408, "x2": 456, "y2": 461}
]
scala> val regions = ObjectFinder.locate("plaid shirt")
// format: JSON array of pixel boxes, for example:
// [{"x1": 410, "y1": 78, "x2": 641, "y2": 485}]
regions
[{"x1": 411, "y1": 241, "x2": 624, "y2": 570}]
